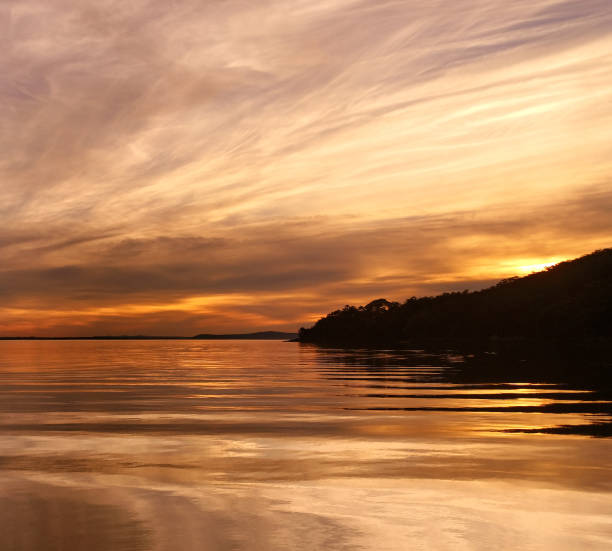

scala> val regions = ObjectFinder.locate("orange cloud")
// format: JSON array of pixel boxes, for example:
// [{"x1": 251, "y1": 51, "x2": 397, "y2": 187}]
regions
[{"x1": 1, "y1": 1, "x2": 611, "y2": 335}]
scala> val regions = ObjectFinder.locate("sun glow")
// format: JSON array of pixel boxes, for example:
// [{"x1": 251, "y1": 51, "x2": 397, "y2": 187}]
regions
[{"x1": 515, "y1": 258, "x2": 567, "y2": 274}]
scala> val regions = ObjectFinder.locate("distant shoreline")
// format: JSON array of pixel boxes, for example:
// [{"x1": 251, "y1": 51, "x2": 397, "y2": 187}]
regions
[{"x1": 0, "y1": 331, "x2": 298, "y2": 341}]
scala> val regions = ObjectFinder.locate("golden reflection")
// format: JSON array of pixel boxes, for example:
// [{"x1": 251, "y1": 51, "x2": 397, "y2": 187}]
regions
[{"x1": 0, "y1": 340, "x2": 611, "y2": 549}]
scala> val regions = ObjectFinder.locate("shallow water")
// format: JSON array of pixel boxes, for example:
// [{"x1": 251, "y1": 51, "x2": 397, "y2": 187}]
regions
[{"x1": 0, "y1": 340, "x2": 611, "y2": 550}]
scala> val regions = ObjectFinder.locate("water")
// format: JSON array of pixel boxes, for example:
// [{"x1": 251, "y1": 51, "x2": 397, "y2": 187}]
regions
[{"x1": 0, "y1": 340, "x2": 611, "y2": 550}]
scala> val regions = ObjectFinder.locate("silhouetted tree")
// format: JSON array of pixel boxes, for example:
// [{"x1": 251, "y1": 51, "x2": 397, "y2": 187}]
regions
[{"x1": 299, "y1": 249, "x2": 612, "y2": 345}]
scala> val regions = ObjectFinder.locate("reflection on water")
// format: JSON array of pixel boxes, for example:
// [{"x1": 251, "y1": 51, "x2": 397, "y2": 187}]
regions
[{"x1": 0, "y1": 340, "x2": 611, "y2": 550}]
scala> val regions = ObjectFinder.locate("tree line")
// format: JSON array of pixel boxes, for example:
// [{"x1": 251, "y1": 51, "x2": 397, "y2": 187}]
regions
[{"x1": 298, "y1": 248, "x2": 612, "y2": 345}]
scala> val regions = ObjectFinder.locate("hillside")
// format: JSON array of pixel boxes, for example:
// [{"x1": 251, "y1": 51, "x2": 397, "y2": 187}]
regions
[{"x1": 298, "y1": 249, "x2": 612, "y2": 345}]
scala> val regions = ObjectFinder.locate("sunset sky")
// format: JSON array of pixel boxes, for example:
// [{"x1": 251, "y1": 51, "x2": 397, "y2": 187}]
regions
[{"x1": 2, "y1": 0, "x2": 612, "y2": 336}]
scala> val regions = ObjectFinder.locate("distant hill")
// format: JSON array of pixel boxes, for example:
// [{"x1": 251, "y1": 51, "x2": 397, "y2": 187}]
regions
[
  {"x1": 0, "y1": 332, "x2": 298, "y2": 341},
  {"x1": 193, "y1": 331, "x2": 297, "y2": 340},
  {"x1": 298, "y1": 248, "x2": 612, "y2": 345},
  {"x1": 0, "y1": 336, "x2": 186, "y2": 340}
]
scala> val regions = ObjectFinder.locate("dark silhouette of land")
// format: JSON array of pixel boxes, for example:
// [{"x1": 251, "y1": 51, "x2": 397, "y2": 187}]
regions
[
  {"x1": 0, "y1": 331, "x2": 297, "y2": 341},
  {"x1": 298, "y1": 248, "x2": 612, "y2": 437},
  {"x1": 298, "y1": 248, "x2": 612, "y2": 345}
]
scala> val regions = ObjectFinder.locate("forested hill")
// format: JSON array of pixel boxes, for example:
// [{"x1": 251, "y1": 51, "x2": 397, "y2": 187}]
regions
[{"x1": 298, "y1": 249, "x2": 612, "y2": 345}]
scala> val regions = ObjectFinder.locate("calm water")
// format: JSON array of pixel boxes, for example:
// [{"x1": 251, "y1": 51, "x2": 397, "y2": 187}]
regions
[{"x1": 0, "y1": 340, "x2": 611, "y2": 550}]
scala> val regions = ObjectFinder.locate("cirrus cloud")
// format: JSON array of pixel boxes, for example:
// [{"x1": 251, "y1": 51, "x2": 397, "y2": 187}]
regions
[{"x1": 1, "y1": 0, "x2": 611, "y2": 335}]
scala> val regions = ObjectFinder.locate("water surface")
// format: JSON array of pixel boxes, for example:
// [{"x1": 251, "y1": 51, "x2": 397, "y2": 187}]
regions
[{"x1": 1, "y1": 340, "x2": 611, "y2": 550}]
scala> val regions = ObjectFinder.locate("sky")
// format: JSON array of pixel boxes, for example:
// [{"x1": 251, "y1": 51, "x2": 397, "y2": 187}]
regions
[{"x1": 1, "y1": 0, "x2": 612, "y2": 336}]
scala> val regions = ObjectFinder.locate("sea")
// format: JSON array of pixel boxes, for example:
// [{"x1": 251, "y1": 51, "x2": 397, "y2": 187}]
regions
[{"x1": 0, "y1": 339, "x2": 611, "y2": 550}]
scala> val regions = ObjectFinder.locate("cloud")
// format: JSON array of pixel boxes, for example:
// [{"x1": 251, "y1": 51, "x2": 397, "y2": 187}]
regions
[
  {"x1": 1, "y1": 183, "x2": 611, "y2": 335},
  {"x1": 1, "y1": 1, "x2": 611, "y2": 334}
]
